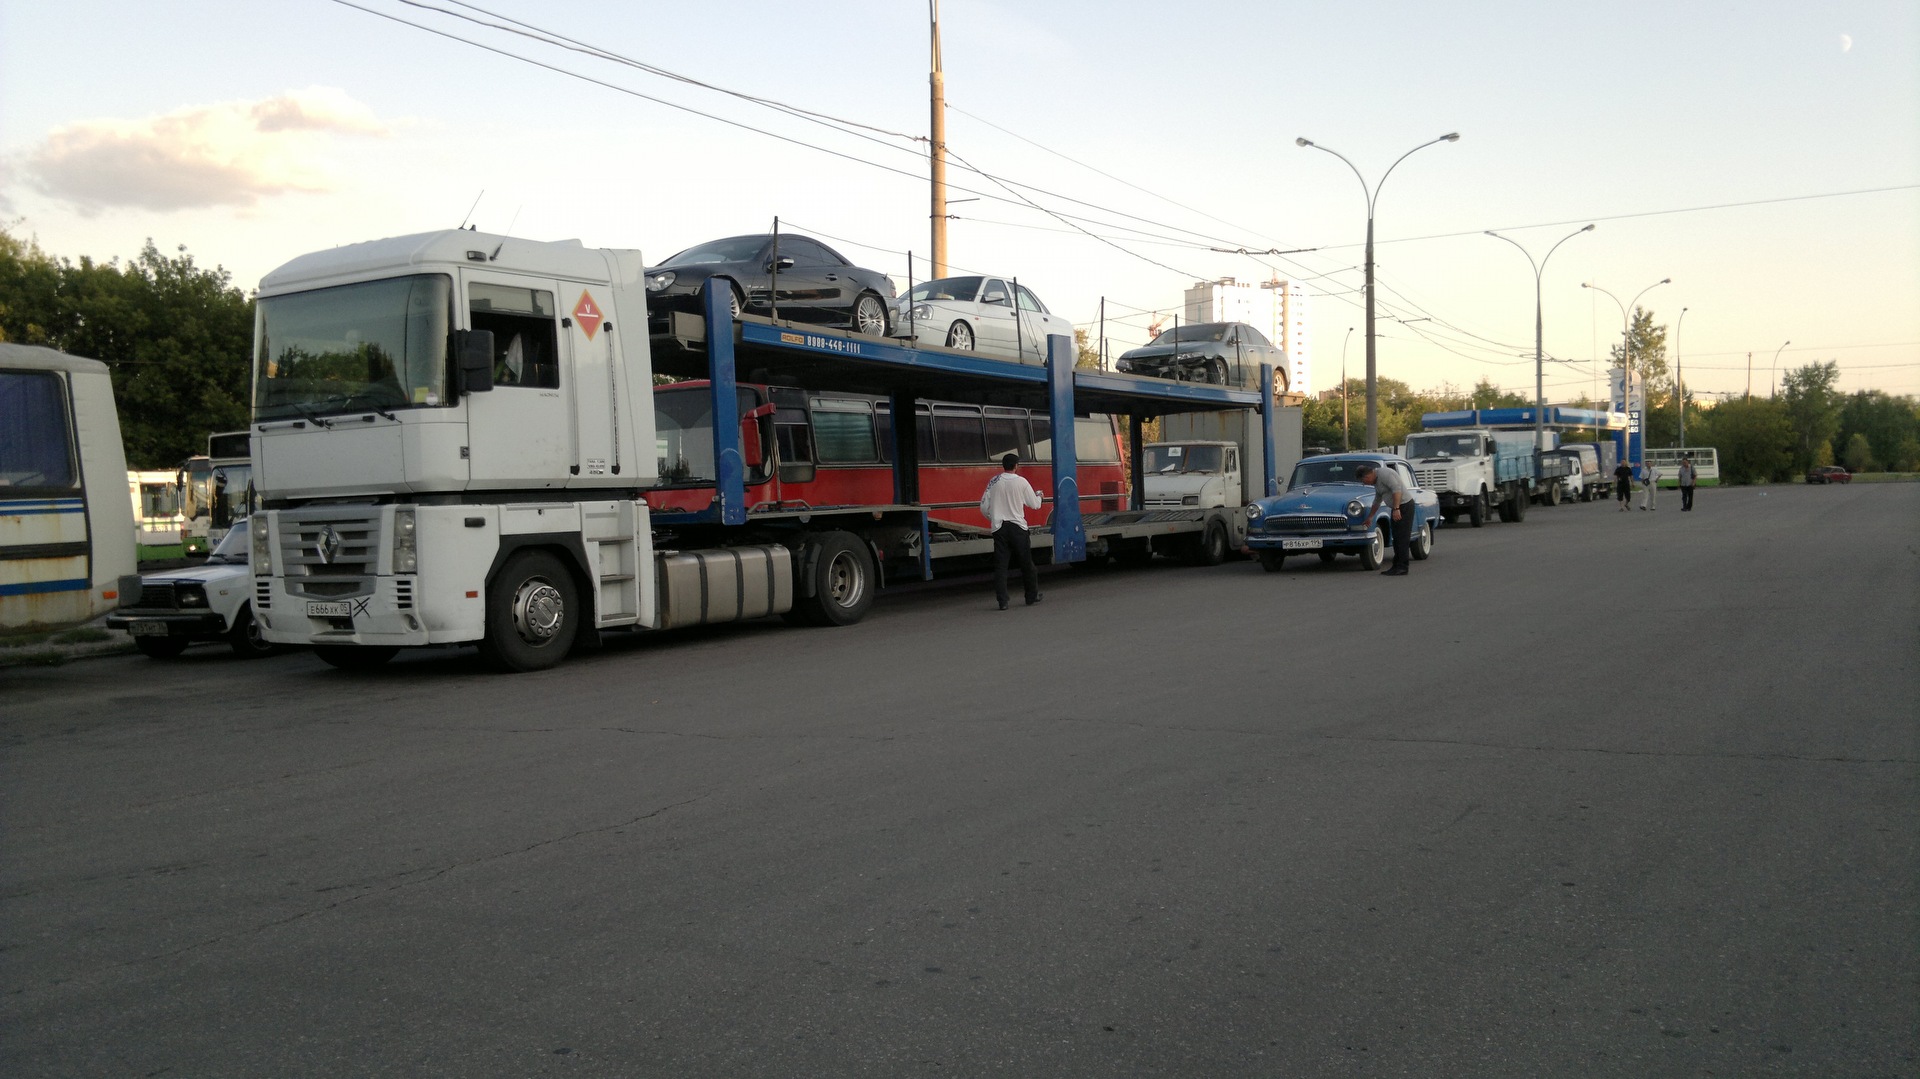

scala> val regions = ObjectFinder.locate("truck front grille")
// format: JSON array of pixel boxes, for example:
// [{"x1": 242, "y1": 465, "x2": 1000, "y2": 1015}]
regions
[
  {"x1": 278, "y1": 510, "x2": 381, "y2": 578},
  {"x1": 1414, "y1": 468, "x2": 1450, "y2": 488}
]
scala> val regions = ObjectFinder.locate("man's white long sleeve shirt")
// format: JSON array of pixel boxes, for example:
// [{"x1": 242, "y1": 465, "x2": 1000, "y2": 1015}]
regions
[{"x1": 981, "y1": 472, "x2": 1042, "y2": 530}]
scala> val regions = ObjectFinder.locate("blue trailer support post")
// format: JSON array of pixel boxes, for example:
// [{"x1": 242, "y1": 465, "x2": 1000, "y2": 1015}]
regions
[
  {"x1": 1046, "y1": 333, "x2": 1084, "y2": 563},
  {"x1": 702, "y1": 279, "x2": 747, "y2": 526},
  {"x1": 1260, "y1": 363, "x2": 1279, "y2": 496},
  {"x1": 1128, "y1": 416, "x2": 1145, "y2": 511}
]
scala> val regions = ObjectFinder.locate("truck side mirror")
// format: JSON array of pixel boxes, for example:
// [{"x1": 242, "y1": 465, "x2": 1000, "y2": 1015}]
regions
[
  {"x1": 741, "y1": 414, "x2": 765, "y2": 469},
  {"x1": 455, "y1": 329, "x2": 495, "y2": 394}
]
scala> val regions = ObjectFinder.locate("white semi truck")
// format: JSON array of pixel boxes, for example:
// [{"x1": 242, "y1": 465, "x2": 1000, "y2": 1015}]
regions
[{"x1": 246, "y1": 230, "x2": 1285, "y2": 672}]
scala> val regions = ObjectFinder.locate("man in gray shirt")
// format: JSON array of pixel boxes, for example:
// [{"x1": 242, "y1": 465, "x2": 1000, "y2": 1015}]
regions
[{"x1": 1354, "y1": 460, "x2": 1414, "y2": 576}]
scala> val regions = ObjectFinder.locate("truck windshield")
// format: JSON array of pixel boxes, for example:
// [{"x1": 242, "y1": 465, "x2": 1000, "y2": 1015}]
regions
[
  {"x1": 1144, "y1": 445, "x2": 1224, "y2": 473},
  {"x1": 1289, "y1": 459, "x2": 1371, "y2": 487},
  {"x1": 254, "y1": 275, "x2": 452, "y2": 422},
  {"x1": 652, "y1": 385, "x2": 765, "y2": 487},
  {"x1": 1150, "y1": 324, "x2": 1229, "y2": 345},
  {"x1": 1405, "y1": 434, "x2": 1481, "y2": 459}
]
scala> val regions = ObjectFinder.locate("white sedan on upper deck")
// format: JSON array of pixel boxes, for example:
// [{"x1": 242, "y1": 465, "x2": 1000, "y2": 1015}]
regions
[{"x1": 890, "y1": 275, "x2": 1073, "y2": 363}]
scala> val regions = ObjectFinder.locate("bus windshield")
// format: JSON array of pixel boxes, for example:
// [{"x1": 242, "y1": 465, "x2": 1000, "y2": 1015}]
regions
[
  {"x1": 254, "y1": 275, "x2": 452, "y2": 422},
  {"x1": 1144, "y1": 444, "x2": 1224, "y2": 473},
  {"x1": 652, "y1": 385, "x2": 765, "y2": 486}
]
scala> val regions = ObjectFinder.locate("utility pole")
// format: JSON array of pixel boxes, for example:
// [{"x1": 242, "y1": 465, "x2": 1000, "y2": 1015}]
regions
[
  {"x1": 928, "y1": 1, "x2": 949, "y2": 278},
  {"x1": 1675, "y1": 307, "x2": 1688, "y2": 447}
]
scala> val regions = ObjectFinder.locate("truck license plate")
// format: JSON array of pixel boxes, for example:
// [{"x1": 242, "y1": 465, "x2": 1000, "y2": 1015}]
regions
[
  {"x1": 129, "y1": 621, "x2": 170, "y2": 636},
  {"x1": 306, "y1": 601, "x2": 354, "y2": 617},
  {"x1": 1281, "y1": 538, "x2": 1323, "y2": 550}
]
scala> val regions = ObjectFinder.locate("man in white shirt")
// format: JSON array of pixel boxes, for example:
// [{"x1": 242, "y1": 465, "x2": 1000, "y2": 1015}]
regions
[
  {"x1": 1640, "y1": 460, "x2": 1660, "y2": 511},
  {"x1": 981, "y1": 453, "x2": 1043, "y2": 609}
]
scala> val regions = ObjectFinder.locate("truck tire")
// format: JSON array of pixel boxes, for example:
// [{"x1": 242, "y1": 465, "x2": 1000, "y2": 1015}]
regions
[
  {"x1": 1545, "y1": 483, "x2": 1562, "y2": 507},
  {"x1": 1412, "y1": 520, "x2": 1433, "y2": 561},
  {"x1": 1511, "y1": 485, "x2": 1528, "y2": 521},
  {"x1": 790, "y1": 531, "x2": 875, "y2": 627},
  {"x1": 1259, "y1": 551, "x2": 1286, "y2": 572},
  {"x1": 1193, "y1": 519, "x2": 1229, "y2": 565},
  {"x1": 226, "y1": 605, "x2": 277, "y2": 659},
  {"x1": 1359, "y1": 523, "x2": 1387, "y2": 570},
  {"x1": 1469, "y1": 492, "x2": 1487, "y2": 528},
  {"x1": 314, "y1": 645, "x2": 398, "y2": 670},
  {"x1": 477, "y1": 550, "x2": 579, "y2": 672},
  {"x1": 134, "y1": 636, "x2": 191, "y2": 659}
]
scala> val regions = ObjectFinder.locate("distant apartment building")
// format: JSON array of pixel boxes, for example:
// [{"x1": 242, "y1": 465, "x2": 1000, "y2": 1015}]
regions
[{"x1": 1182, "y1": 277, "x2": 1312, "y2": 397}]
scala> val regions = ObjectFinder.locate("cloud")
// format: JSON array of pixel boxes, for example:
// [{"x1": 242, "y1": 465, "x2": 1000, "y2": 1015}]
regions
[{"x1": 20, "y1": 88, "x2": 390, "y2": 214}]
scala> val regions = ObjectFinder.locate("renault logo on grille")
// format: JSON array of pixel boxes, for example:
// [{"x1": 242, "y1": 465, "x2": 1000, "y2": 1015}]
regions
[{"x1": 314, "y1": 525, "x2": 343, "y2": 565}]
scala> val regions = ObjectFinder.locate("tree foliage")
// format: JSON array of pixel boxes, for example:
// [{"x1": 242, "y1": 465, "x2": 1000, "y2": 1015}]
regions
[
  {"x1": 0, "y1": 227, "x2": 254, "y2": 468},
  {"x1": 1835, "y1": 390, "x2": 1920, "y2": 472},
  {"x1": 1691, "y1": 397, "x2": 1795, "y2": 484},
  {"x1": 1779, "y1": 360, "x2": 1844, "y2": 471}
]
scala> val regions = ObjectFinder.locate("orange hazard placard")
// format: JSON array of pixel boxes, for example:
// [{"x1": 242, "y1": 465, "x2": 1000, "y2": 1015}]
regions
[{"x1": 573, "y1": 291, "x2": 604, "y2": 340}]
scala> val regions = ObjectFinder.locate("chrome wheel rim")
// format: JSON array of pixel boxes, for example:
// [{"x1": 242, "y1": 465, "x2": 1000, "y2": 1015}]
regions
[
  {"x1": 512, "y1": 576, "x2": 566, "y2": 643},
  {"x1": 854, "y1": 296, "x2": 887, "y2": 335},
  {"x1": 825, "y1": 550, "x2": 865, "y2": 609},
  {"x1": 949, "y1": 322, "x2": 974, "y2": 350}
]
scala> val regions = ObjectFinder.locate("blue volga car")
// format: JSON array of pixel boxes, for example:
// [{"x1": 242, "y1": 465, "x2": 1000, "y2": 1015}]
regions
[{"x1": 1245, "y1": 453, "x2": 1440, "y2": 571}]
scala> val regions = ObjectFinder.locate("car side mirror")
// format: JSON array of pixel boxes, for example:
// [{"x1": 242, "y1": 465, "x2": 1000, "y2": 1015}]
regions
[
  {"x1": 769, "y1": 256, "x2": 795, "y2": 271},
  {"x1": 455, "y1": 329, "x2": 494, "y2": 394},
  {"x1": 982, "y1": 291, "x2": 1007, "y2": 305}
]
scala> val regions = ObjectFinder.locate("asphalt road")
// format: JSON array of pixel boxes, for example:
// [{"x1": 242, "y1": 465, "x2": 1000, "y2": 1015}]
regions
[{"x1": 4, "y1": 483, "x2": 1915, "y2": 1078}]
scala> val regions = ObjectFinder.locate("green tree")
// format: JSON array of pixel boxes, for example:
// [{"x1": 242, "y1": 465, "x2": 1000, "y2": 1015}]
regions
[
  {"x1": 1694, "y1": 397, "x2": 1794, "y2": 483},
  {"x1": 1073, "y1": 327, "x2": 1100, "y2": 370},
  {"x1": 1841, "y1": 432, "x2": 1876, "y2": 472},
  {"x1": 0, "y1": 228, "x2": 254, "y2": 467},
  {"x1": 1469, "y1": 377, "x2": 1527, "y2": 409},
  {"x1": 1779, "y1": 360, "x2": 1844, "y2": 471},
  {"x1": 1835, "y1": 390, "x2": 1920, "y2": 473}
]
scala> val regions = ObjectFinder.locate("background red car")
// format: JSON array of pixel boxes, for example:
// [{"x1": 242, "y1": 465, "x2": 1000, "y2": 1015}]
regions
[{"x1": 1806, "y1": 465, "x2": 1852, "y2": 484}]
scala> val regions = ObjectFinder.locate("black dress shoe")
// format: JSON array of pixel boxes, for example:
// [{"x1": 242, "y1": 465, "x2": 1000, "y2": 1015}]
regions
[
  {"x1": 1025, "y1": 593, "x2": 1043, "y2": 605},
  {"x1": 997, "y1": 600, "x2": 1008, "y2": 611},
  {"x1": 1381, "y1": 568, "x2": 1408, "y2": 576}
]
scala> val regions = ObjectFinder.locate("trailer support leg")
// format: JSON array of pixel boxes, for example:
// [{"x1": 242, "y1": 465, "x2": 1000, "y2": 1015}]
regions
[
  {"x1": 1046, "y1": 333, "x2": 1084, "y2": 564},
  {"x1": 1129, "y1": 415, "x2": 1145, "y2": 512},
  {"x1": 704, "y1": 279, "x2": 746, "y2": 526}
]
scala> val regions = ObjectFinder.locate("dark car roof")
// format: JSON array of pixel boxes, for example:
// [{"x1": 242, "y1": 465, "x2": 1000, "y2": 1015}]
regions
[{"x1": 653, "y1": 233, "x2": 851, "y2": 267}]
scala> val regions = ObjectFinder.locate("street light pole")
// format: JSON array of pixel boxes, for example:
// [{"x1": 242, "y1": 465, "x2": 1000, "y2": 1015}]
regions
[
  {"x1": 1581, "y1": 277, "x2": 1671, "y2": 465},
  {"x1": 1340, "y1": 326, "x2": 1354, "y2": 451},
  {"x1": 1675, "y1": 307, "x2": 1688, "y2": 447},
  {"x1": 1296, "y1": 132, "x2": 1460, "y2": 450},
  {"x1": 1771, "y1": 340, "x2": 1790, "y2": 398},
  {"x1": 1485, "y1": 224, "x2": 1594, "y2": 450}
]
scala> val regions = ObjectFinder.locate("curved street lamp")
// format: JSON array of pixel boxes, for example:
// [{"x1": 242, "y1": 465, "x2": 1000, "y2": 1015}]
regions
[
  {"x1": 1675, "y1": 307, "x2": 1689, "y2": 447},
  {"x1": 1771, "y1": 340, "x2": 1791, "y2": 398},
  {"x1": 1486, "y1": 224, "x2": 1594, "y2": 450},
  {"x1": 1582, "y1": 277, "x2": 1671, "y2": 465},
  {"x1": 1296, "y1": 132, "x2": 1460, "y2": 449},
  {"x1": 1340, "y1": 326, "x2": 1355, "y2": 450}
]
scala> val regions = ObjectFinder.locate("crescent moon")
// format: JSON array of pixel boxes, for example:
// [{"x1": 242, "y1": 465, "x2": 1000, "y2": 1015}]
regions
[{"x1": 1840, "y1": 34, "x2": 1852, "y2": 52}]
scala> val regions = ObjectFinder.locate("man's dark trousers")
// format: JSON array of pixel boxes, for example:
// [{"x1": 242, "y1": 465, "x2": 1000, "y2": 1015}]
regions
[
  {"x1": 994, "y1": 522, "x2": 1040, "y2": 606},
  {"x1": 1681, "y1": 484, "x2": 1695, "y2": 510},
  {"x1": 1391, "y1": 502, "x2": 1415, "y2": 571}
]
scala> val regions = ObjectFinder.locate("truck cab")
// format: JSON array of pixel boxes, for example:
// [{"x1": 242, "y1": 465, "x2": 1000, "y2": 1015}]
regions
[{"x1": 1141, "y1": 440, "x2": 1240, "y2": 510}]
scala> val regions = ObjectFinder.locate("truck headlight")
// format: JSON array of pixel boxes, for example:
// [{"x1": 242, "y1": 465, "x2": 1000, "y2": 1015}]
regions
[
  {"x1": 1345, "y1": 500, "x2": 1364, "y2": 516},
  {"x1": 645, "y1": 271, "x2": 676, "y2": 292},
  {"x1": 1182, "y1": 495, "x2": 1199, "y2": 506},
  {"x1": 392, "y1": 508, "x2": 417, "y2": 574},
  {"x1": 252, "y1": 519, "x2": 273, "y2": 576}
]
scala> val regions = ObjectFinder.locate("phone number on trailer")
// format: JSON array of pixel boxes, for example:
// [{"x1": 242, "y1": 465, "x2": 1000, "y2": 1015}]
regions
[{"x1": 781, "y1": 331, "x2": 868, "y2": 355}]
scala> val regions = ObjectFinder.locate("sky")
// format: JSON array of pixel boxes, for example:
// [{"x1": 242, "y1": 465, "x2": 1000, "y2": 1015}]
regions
[{"x1": 2, "y1": 0, "x2": 1916, "y2": 402}]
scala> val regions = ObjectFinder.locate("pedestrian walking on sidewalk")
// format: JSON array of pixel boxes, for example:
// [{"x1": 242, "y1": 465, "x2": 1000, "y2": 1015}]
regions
[
  {"x1": 1678, "y1": 454, "x2": 1697, "y2": 511},
  {"x1": 1614, "y1": 459, "x2": 1634, "y2": 511},
  {"x1": 1640, "y1": 460, "x2": 1661, "y2": 511},
  {"x1": 981, "y1": 453, "x2": 1042, "y2": 610}
]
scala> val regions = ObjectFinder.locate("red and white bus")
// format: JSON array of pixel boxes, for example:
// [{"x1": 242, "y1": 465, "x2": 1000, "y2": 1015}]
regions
[{"x1": 646, "y1": 381, "x2": 1128, "y2": 530}]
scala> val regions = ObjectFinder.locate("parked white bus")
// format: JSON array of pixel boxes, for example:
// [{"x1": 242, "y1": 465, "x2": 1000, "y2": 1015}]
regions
[
  {"x1": 1645, "y1": 447, "x2": 1720, "y2": 488},
  {"x1": 1, "y1": 343, "x2": 138, "y2": 631},
  {"x1": 129, "y1": 469, "x2": 185, "y2": 553}
]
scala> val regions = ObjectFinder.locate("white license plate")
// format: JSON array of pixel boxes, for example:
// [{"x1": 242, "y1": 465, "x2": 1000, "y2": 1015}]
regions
[
  {"x1": 129, "y1": 621, "x2": 171, "y2": 636},
  {"x1": 1280, "y1": 538, "x2": 1324, "y2": 550},
  {"x1": 307, "y1": 601, "x2": 354, "y2": 617}
]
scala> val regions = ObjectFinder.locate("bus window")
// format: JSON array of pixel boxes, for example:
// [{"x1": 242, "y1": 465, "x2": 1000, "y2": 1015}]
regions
[
  {"x1": 811, "y1": 399, "x2": 878, "y2": 463},
  {"x1": 984, "y1": 408, "x2": 1026, "y2": 461},
  {"x1": 933, "y1": 406, "x2": 986, "y2": 462},
  {"x1": 0, "y1": 371, "x2": 77, "y2": 489},
  {"x1": 771, "y1": 387, "x2": 814, "y2": 481},
  {"x1": 875, "y1": 403, "x2": 934, "y2": 464},
  {"x1": 1028, "y1": 413, "x2": 1052, "y2": 462},
  {"x1": 1075, "y1": 417, "x2": 1121, "y2": 463}
]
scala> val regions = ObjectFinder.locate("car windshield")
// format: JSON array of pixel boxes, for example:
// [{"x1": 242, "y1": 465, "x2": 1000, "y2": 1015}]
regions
[
  {"x1": 1144, "y1": 444, "x2": 1224, "y2": 473},
  {"x1": 1289, "y1": 459, "x2": 1373, "y2": 488},
  {"x1": 1405, "y1": 433, "x2": 1482, "y2": 459},
  {"x1": 207, "y1": 519, "x2": 250, "y2": 564},
  {"x1": 906, "y1": 277, "x2": 982, "y2": 304},
  {"x1": 254, "y1": 274, "x2": 451, "y2": 422},
  {"x1": 659, "y1": 236, "x2": 767, "y2": 266},
  {"x1": 1151, "y1": 324, "x2": 1230, "y2": 345}
]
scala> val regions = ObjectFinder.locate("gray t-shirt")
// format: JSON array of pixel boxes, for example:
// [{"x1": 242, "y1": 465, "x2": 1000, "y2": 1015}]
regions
[{"x1": 1373, "y1": 465, "x2": 1412, "y2": 505}]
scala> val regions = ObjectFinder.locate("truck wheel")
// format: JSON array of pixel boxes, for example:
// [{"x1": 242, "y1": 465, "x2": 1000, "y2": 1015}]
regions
[
  {"x1": 134, "y1": 636, "x2": 191, "y2": 660},
  {"x1": 850, "y1": 292, "x2": 890, "y2": 336},
  {"x1": 477, "y1": 550, "x2": 579, "y2": 672},
  {"x1": 945, "y1": 321, "x2": 975, "y2": 351},
  {"x1": 314, "y1": 645, "x2": 399, "y2": 670},
  {"x1": 1259, "y1": 551, "x2": 1286, "y2": 572},
  {"x1": 1194, "y1": 520, "x2": 1229, "y2": 565},
  {"x1": 1545, "y1": 484, "x2": 1562, "y2": 507},
  {"x1": 226, "y1": 605, "x2": 277, "y2": 659},
  {"x1": 1359, "y1": 524, "x2": 1387, "y2": 570},
  {"x1": 1511, "y1": 486, "x2": 1528, "y2": 521},
  {"x1": 1412, "y1": 520, "x2": 1434, "y2": 561},
  {"x1": 790, "y1": 532, "x2": 875, "y2": 627},
  {"x1": 1469, "y1": 493, "x2": 1487, "y2": 528}
]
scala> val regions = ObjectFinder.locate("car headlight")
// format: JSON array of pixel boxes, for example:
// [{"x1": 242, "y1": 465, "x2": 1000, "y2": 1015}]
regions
[
  {"x1": 252, "y1": 518, "x2": 273, "y2": 576},
  {"x1": 1247, "y1": 504, "x2": 1264, "y2": 518},
  {"x1": 911, "y1": 303, "x2": 933, "y2": 320},
  {"x1": 392, "y1": 507, "x2": 418, "y2": 574},
  {"x1": 645, "y1": 271, "x2": 676, "y2": 292},
  {"x1": 1345, "y1": 500, "x2": 1364, "y2": 516},
  {"x1": 177, "y1": 584, "x2": 208, "y2": 608}
]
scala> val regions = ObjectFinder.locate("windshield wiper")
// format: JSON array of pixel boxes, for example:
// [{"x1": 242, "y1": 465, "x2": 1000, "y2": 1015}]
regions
[{"x1": 287, "y1": 402, "x2": 334, "y2": 428}]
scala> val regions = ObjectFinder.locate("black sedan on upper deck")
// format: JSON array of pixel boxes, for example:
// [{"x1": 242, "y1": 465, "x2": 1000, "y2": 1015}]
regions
[{"x1": 643, "y1": 233, "x2": 896, "y2": 337}]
